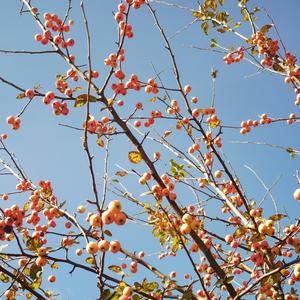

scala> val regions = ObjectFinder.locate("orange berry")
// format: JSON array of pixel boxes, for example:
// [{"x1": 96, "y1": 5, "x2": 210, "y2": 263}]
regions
[
  {"x1": 98, "y1": 239, "x2": 110, "y2": 252},
  {"x1": 293, "y1": 188, "x2": 300, "y2": 201},
  {"x1": 109, "y1": 240, "x2": 121, "y2": 253},
  {"x1": 86, "y1": 241, "x2": 98, "y2": 255}
]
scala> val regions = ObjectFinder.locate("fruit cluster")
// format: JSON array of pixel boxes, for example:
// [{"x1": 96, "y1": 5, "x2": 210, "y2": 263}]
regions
[{"x1": 223, "y1": 47, "x2": 244, "y2": 64}]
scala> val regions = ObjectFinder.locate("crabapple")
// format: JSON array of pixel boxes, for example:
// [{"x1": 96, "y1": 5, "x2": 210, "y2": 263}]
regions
[
  {"x1": 108, "y1": 200, "x2": 122, "y2": 213},
  {"x1": 77, "y1": 206, "x2": 86, "y2": 213},
  {"x1": 180, "y1": 223, "x2": 191, "y2": 235},
  {"x1": 48, "y1": 275, "x2": 56, "y2": 283},
  {"x1": 121, "y1": 263, "x2": 127, "y2": 269},
  {"x1": 182, "y1": 213, "x2": 193, "y2": 225},
  {"x1": 109, "y1": 240, "x2": 121, "y2": 253},
  {"x1": 169, "y1": 271, "x2": 176, "y2": 278},
  {"x1": 102, "y1": 210, "x2": 115, "y2": 225},
  {"x1": 25, "y1": 89, "x2": 35, "y2": 99},
  {"x1": 76, "y1": 249, "x2": 83, "y2": 256},
  {"x1": 90, "y1": 214, "x2": 102, "y2": 227},
  {"x1": 98, "y1": 239, "x2": 110, "y2": 252},
  {"x1": 86, "y1": 241, "x2": 98, "y2": 255},
  {"x1": 114, "y1": 212, "x2": 127, "y2": 225},
  {"x1": 184, "y1": 85, "x2": 192, "y2": 94},
  {"x1": 35, "y1": 256, "x2": 48, "y2": 267},
  {"x1": 293, "y1": 188, "x2": 300, "y2": 201}
]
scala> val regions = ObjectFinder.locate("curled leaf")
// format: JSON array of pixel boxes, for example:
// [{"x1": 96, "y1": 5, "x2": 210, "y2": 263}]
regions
[
  {"x1": 115, "y1": 171, "x2": 128, "y2": 177},
  {"x1": 163, "y1": 130, "x2": 172, "y2": 139},
  {"x1": 260, "y1": 24, "x2": 273, "y2": 34}
]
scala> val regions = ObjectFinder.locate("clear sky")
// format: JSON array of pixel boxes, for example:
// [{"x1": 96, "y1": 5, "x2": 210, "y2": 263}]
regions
[{"x1": 0, "y1": 0, "x2": 300, "y2": 299}]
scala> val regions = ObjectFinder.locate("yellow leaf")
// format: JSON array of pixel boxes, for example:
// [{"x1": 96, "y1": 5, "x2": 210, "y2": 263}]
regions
[
  {"x1": 187, "y1": 124, "x2": 192, "y2": 137},
  {"x1": 233, "y1": 227, "x2": 247, "y2": 238},
  {"x1": 209, "y1": 120, "x2": 220, "y2": 129},
  {"x1": 86, "y1": 257, "x2": 96, "y2": 265},
  {"x1": 128, "y1": 151, "x2": 142, "y2": 164},
  {"x1": 23, "y1": 201, "x2": 30, "y2": 212},
  {"x1": 16, "y1": 92, "x2": 26, "y2": 100},
  {"x1": 149, "y1": 97, "x2": 157, "y2": 103},
  {"x1": 269, "y1": 214, "x2": 287, "y2": 221},
  {"x1": 107, "y1": 98, "x2": 114, "y2": 106},
  {"x1": 51, "y1": 262, "x2": 59, "y2": 269},
  {"x1": 108, "y1": 265, "x2": 122, "y2": 274},
  {"x1": 192, "y1": 11, "x2": 202, "y2": 18},
  {"x1": 96, "y1": 139, "x2": 104, "y2": 148},
  {"x1": 74, "y1": 94, "x2": 98, "y2": 108}
]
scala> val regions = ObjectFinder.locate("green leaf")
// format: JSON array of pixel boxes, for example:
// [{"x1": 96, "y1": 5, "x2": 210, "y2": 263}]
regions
[
  {"x1": 29, "y1": 264, "x2": 42, "y2": 280},
  {"x1": 225, "y1": 275, "x2": 234, "y2": 283},
  {"x1": 73, "y1": 86, "x2": 82, "y2": 92},
  {"x1": 172, "y1": 236, "x2": 179, "y2": 253},
  {"x1": 269, "y1": 214, "x2": 287, "y2": 221},
  {"x1": 201, "y1": 22, "x2": 209, "y2": 35},
  {"x1": 56, "y1": 74, "x2": 67, "y2": 81},
  {"x1": 144, "y1": 282, "x2": 159, "y2": 292},
  {"x1": 251, "y1": 48, "x2": 259, "y2": 55},
  {"x1": 100, "y1": 289, "x2": 111, "y2": 300},
  {"x1": 26, "y1": 237, "x2": 43, "y2": 252},
  {"x1": 108, "y1": 265, "x2": 122, "y2": 274},
  {"x1": 74, "y1": 94, "x2": 98, "y2": 108},
  {"x1": 218, "y1": 0, "x2": 224, "y2": 5},
  {"x1": 30, "y1": 277, "x2": 42, "y2": 290}
]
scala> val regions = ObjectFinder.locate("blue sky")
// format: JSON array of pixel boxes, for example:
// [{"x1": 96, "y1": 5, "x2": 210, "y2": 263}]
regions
[{"x1": 0, "y1": 0, "x2": 300, "y2": 299}]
